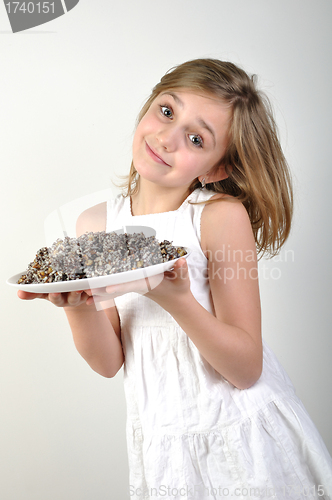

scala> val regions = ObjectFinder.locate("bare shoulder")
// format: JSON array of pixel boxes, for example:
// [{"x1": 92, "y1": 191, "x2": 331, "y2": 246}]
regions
[
  {"x1": 201, "y1": 194, "x2": 255, "y2": 255},
  {"x1": 76, "y1": 202, "x2": 107, "y2": 237},
  {"x1": 204, "y1": 193, "x2": 248, "y2": 217},
  {"x1": 202, "y1": 194, "x2": 251, "y2": 230}
]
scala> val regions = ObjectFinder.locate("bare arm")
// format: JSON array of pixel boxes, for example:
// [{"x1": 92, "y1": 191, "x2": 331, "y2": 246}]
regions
[
  {"x1": 18, "y1": 202, "x2": 124, "y2": 378},
  {"x1": 65, "y1": 201, "x2": 124, "y2": 376},
  {"x1": 63, "y1": 296, "x2": 123, "y2": 378},
  {"x1": 145, "y1": 198, "x2": 262, "y2": 389}
]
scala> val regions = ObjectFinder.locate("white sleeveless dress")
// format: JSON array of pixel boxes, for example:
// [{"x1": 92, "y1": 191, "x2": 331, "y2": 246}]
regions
[{"x1": 106, "y1": 189, "x2": 332, "y2": 500}]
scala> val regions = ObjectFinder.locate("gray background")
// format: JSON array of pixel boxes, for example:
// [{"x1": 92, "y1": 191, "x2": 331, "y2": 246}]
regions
[{"x1": 1, "y1": 1, "x2": 331, "y2": 498}]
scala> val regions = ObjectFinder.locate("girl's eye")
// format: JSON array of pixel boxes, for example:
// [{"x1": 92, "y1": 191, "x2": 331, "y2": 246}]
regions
[
  {"x1": 160, "y1": 106, "x2": 173, "y2": 118},
  {"x1": 188, "y1": 134, "x2": 203, "y2": 147}
]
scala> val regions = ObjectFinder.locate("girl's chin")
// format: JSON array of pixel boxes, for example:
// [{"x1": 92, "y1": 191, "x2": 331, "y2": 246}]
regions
[
  {"x1": 138, "y1": 176, "x2": 194, "y2": 193},
  {"x1": 134, "y1": 162, "x2": 170, "y2": 182}
]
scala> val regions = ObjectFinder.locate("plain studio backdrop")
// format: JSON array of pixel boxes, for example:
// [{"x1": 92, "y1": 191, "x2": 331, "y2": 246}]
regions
[{"x1": 0, "y1": 1, "x2": 331, "y2": 498}]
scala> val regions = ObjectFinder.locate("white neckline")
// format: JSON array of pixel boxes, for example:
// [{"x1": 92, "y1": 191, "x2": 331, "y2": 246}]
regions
[{"x1": 127, "y1": 189, "x2": 202, "y2": 217}]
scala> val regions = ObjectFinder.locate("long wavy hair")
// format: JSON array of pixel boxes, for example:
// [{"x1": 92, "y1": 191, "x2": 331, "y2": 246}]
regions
[{"x1": 122, "y1": 58, "x2": 293, "y2": 257}]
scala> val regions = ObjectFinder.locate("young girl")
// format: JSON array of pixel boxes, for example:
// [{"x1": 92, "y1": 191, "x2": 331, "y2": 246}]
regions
[{"x1": 18, "y1": 59, "x2": 332, "y2": 499}]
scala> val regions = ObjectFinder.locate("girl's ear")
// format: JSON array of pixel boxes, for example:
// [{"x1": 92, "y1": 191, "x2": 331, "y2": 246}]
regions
[{"x1": 200, "y1": 164, "x2": 232, "y2": 184}]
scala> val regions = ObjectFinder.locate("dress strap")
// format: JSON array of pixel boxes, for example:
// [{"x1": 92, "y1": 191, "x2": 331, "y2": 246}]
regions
[
  {"x1": 106, "y1": 194, "x2": 128, "y2": 232},
  {"x1": 189, "y1": 189, "x2": 218, "y2": 243}
]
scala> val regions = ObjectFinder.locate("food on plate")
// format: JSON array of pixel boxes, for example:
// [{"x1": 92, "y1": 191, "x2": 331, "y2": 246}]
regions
[{"x1": 17, "y1": 231, "x2": 187, "y2": 285}]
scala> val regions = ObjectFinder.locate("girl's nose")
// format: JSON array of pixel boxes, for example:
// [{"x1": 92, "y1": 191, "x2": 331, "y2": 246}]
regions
[{"x1": 156, "y1": 125, "x2": 178, "y2": 150}]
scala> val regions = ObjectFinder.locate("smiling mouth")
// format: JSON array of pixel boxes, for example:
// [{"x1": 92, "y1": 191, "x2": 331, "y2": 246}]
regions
[{"x1": 145, "y1": 142, "x2": 171, "y2": 166}]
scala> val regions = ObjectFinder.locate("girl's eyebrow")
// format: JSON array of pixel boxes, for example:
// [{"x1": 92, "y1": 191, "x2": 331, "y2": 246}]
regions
[
  {"x1": 160, "y1": 92, "x2": 216, "y2": 146},
  {"x1": 197, "y1": 117, "x2": 216, "y2": 147},
  {"x1": 162, "y1": 91, "x2": 184, "y2": 107}
]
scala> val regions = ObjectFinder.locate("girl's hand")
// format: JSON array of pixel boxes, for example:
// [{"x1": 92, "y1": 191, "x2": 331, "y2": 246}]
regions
[
  {"x1": 85, "y1": 271, "x2": 164, "y2": 302},
  {"x1": 145, "y1": 258, "x2": 191, "y2": 310},
  {"x1": 17, "y1": 289, "x2": 91, "y2": 308},
  {"x1": 86, "y1": 258, "x2": 191, "y2": 312}
]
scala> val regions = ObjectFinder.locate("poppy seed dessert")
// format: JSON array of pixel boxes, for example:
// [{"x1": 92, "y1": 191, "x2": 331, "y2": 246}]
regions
[{"x1": 17, "y1": 231, "x2": 187, "y2": 284}]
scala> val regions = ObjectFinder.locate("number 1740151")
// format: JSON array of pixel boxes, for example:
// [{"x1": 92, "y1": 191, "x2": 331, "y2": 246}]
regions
[{"x1": 5, "y1": 2, "x2": 55, "y2": 14}]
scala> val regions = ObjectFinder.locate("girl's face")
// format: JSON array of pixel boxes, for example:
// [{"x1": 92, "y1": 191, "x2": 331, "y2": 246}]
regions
[{"x1": 132, "y1": 89, "x2": 231, "y2": 191}]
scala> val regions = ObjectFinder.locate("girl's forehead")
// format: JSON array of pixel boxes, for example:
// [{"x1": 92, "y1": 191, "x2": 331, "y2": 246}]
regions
[{"x1": 157, "y1": 87, "x2": 224, "y2": 102}]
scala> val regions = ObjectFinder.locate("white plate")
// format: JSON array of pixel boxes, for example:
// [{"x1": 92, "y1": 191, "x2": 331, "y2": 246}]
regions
[{"x1": 7, "y1": 250, "x2": 190, "y2": 293}]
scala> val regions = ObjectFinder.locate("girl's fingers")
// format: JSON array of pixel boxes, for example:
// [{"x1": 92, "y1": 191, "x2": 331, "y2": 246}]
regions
[
  {"x1": 18, "y1": 289, "x2": 67, "y2": 306},
  {"x1": 17, "y1": 290, "x2": 48, "y2": 300},
  {"x1": 86, "y1": 295, "x2": 95, "y2": 306},
  {"x1": 174, "y1": 257, "x2": 188, "y2": 271},
  {"x1": 67, "y1": 291, "x2": 84, "y2": 306},
  {"x1": 82, "y1": 289, "x2": 110, "y2": 304},
  {"x1": 105, "y1": 275, "x2": 164, "y2": 296},
  {"x1": 164, "y1": 258, "x2": 188, "y2": 280},
  {"x1": 84, "y1": 294, "x2": 114, "y2": 308},
  {"x1": 48, "y1": 292, "x2": 66, "y2": 307},
  {"x1": 17, "y1": 289, "x2": 90, "y2": 308}
]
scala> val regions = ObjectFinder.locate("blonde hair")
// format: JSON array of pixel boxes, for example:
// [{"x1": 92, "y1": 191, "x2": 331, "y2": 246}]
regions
[{"x1": 122, "y1": 58, "x2": 293, "y2": 258}]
